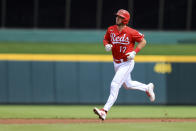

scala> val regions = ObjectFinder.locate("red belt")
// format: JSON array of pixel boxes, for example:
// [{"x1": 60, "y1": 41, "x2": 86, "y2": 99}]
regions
[{"x1": 114, "y1": 58, "x2": 128, "y2": 63}]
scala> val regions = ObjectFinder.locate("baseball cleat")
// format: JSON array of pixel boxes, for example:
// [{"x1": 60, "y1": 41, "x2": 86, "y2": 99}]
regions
[
  {"x1": 93, "y1": 107, "x2": 107, "y2": 120},
  {"x1": 146, "y1": 83, "x2": 155, "y2": 102}
]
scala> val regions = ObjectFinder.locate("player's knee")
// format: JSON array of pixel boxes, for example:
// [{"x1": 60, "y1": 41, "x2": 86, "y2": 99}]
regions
[
  {"x1": 123, "y1": 83, "x2": 128, "y2": 89},
  {"x1": 123, "y1": 82, "x2": 134, "y2": 90}
]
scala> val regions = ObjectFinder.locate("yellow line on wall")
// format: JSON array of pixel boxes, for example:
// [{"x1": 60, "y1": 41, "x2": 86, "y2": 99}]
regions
[
  {"x1": 0, "y1": 54, "x2": 112, "y2": 62},
  {"x1": 136, "y1": 55, "x2": 196, "y2": 62},
  {"x1": 0, "y1": 54, "x2": 196, "y2": 62}
]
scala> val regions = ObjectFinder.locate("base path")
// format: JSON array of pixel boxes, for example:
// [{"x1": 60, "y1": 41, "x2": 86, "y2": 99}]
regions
[{"x1": 0, "y1": 118, "x2": 196, "y2": 124}]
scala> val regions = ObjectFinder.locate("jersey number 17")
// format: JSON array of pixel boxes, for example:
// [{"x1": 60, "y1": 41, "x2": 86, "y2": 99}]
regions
[{"x1": 120, "y1": 46, "x2": 127, "y2": 53}]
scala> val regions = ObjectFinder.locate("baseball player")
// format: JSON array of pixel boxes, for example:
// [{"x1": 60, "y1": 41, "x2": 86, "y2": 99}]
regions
[{"x1": 93, "y1": 9, "x2": 155, "y2": 120}]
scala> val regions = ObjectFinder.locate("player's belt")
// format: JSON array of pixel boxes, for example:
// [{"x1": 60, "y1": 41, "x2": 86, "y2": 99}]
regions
[{"x1": 113, "y1": 58, "x2": 128, "y2": 63}]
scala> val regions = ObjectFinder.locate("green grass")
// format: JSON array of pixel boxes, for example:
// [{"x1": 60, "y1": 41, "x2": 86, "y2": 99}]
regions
[
  {"x1": 0, "y1": 105, "x2": 196, "y2": 119},
  {"x1": 0, "y1": 105, "x2": 196, "y2": 131},
  {"x1": 141, "y1": 44, "x2": 196, "y2": 55},
  {"x1": 0, "y1": 42, "x2": 107, "y2": 54},
  {"x1": 0, "y1": 123, "x2": 196, "y2": 131},
  {"x1": 0, "y1": 42, "x2": 196, "y2": 55}
]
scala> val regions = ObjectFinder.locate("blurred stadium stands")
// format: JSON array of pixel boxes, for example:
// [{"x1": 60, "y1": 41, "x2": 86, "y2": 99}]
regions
[{"x1": 0, "y1": 0, "x2": 195, "y2": 30}]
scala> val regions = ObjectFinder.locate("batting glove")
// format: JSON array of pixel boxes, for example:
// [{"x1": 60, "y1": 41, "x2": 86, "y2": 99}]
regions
[
  {"x1": 126, "y1": 51, "x2": 136, "y2": 60},
  {"x1": 105, "y1": 44, "x2": 113, "y2": 52}
]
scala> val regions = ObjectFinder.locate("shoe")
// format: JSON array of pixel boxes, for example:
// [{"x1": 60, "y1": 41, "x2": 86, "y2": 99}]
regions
[
  {"x1": 146, "y1": 83, "x2": 155, "y2": 102},
  {"x1": 93, "y1": 107, "x2": 107, "y2": 120}
]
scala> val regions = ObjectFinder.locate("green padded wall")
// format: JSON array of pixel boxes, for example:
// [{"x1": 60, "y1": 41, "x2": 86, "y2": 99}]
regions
[{"x1": 0, "y1": 61, "x2": 195, "y2": 104}]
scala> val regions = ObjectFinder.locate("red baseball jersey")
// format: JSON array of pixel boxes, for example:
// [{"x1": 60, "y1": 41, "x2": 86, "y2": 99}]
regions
[{"x1": 103, "y1": 25, "x2": 144, "y2": 60}]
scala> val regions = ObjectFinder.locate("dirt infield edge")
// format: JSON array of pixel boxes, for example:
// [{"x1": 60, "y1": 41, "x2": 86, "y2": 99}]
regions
[{"x1": 0, "y1": 118, "x2": 196, "y2": 124}]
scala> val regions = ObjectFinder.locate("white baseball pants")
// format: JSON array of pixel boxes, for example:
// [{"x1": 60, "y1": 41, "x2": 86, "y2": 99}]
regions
[{"x1": 103, "y1": 60, "x2": 148, "y2": 111}]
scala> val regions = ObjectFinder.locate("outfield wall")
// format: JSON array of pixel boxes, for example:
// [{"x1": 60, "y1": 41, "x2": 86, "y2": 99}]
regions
[
  {"x1": 0, "y1": 29, "x2": 196, "y2": 44},
  {"x1": 0, "y1": 61, "x2": 166, "y2": 104},
  {"x1": 0, "y1": 54, "x2": 195, "y2": 105}
]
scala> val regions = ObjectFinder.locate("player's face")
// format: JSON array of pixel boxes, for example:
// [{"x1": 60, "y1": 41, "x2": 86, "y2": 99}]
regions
[{"x1": 116, "y1": 16, "x2": 124, "y2": 26}]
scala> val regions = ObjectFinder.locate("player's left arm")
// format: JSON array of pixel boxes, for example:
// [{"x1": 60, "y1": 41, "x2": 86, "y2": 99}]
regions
[
  {"x1": 134, "y1": 38, "x2": 146, "y2": 53},
  {"x1": 126, "y1": 31, "x2": 146, "y2": 60}
]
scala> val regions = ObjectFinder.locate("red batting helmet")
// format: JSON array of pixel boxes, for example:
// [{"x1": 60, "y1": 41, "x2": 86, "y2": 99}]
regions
[{"x1": 116, "y1": 9, "x2": 130, "y2": 25}]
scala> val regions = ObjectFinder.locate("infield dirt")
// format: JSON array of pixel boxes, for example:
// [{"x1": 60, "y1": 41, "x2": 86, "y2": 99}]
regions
[{"x1": 0, "y1": 118, "x2": 196, "y2": 124}]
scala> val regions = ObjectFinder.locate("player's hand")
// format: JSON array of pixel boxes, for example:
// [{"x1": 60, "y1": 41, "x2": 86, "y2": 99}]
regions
[
  {"x1": 126, "y1": 51, "x2": 136, "y2": 60},
  {"x1": 105, "y1": 44, "x2": 113, "y2": 52}
]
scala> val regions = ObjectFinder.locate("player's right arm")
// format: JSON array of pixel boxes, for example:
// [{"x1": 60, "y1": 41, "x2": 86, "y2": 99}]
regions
[{"x1": 103, "y1": 28, "x2": 112, "y2": 52}]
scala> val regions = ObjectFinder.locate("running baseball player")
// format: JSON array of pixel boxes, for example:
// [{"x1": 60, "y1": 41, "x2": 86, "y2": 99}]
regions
[{"x1": 93, "y1": 9, "x2": 155, "y2": 120}]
